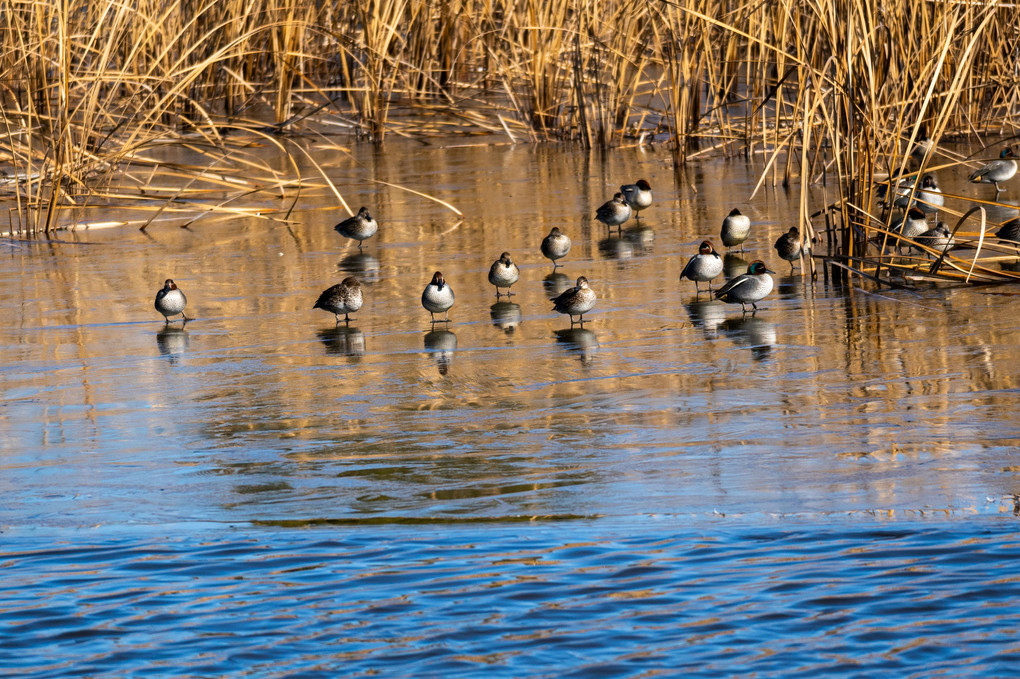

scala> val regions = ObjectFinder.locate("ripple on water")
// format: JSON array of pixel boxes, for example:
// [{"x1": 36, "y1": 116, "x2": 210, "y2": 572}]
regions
[{"x1": 2, "y1": 521, "x2": 1020, "y2": 677}]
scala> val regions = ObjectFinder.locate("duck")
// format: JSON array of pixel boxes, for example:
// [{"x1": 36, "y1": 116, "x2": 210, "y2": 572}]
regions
[
  {"x1": 155, "y1": 279, "x2": 188, "y2": 323},
  {"x1": 714, "y1": 260, "x2": 775, "y2": 313},
  {"x1": 910, "y1": 126, "x2": 934, "y2": 163},
  {"x1": 594, "y1": 193, "x2": 632, "y2": 231},
  {"x1": 876, "y1": 169, "x2": 916, "y2": 208},
  {"x1": 915, "y1": 174, "x2": 943, "y2": 215},
  {"x1": 421, "y1": 271, "x2": 455, "y2": 323},
  {"x1": 994, "y1": 217, "x2": 1020, "y2": 243},
  {"x1": 620, "y1": 179, "x2": 652, "y2": 218},
  {"x1": 551, "y1": 276, "x2": 597, "y2": 325},
  {"x1": 969, "y1": 147, "x2": 1017, "y2": 194},
  {"x1": 773, "y1": 227, "x2": 802, "y2": 270},
  {"x1": 881, "y1": 207, "x2": 929, "y2": 253},
  {"x1": 541, "y1": 227, "x2": 572, "y2": 267},
  {"x1": 894, "y1": 174, "x2": 943, "y2": 215},
  {"x1": 488, "y1": 252, "x2": 520, "y2": 297},
  {"x1": 720, "y1": 208, "x2": 751, "y2": 249},
  {"x1": 313, "y1": 277, "x2": 363, "y2": 324},
  {"x1": 915, "y1": 222, "x2": 956, "y2": 254},
  {"x1": 891, "y1": 207, "x2": 929, "y2": 239},
  {"x1": 679, "y1": 240, "x2": 723, "y2": 292},
  {"x1": 334, "y1": 206, "x2": 378, "y2": 248}
]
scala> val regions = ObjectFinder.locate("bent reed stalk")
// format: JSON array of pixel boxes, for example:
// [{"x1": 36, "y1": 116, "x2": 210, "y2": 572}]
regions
[{"x1": 1, "y1": 0, "x2": 1018, "y2": 284}]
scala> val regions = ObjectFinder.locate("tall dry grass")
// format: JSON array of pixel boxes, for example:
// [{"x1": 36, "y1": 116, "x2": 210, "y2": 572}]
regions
[{"x1": 1, "y1": 0, "x2": 1019, "y2": 282}]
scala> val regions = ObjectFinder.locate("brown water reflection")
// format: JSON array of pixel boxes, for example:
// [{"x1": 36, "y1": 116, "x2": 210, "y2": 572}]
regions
[{"x1": 3, "y1": 140, "x2": 1020, "y2": 528}]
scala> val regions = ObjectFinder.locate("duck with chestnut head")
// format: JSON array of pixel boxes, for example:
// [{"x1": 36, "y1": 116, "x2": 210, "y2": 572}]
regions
[
  {"x1": 620, "y1": 179, "x2": 652, "y2": 218},
  {"x1": 422, "y1": 271, "x2": 455, "y2": 323},
  {"x1": 155, "y1": 279, "x2": 189, "y2": 323},
  {"x1": 679, "y1": 240, "x2": 723, "y2": 292}
]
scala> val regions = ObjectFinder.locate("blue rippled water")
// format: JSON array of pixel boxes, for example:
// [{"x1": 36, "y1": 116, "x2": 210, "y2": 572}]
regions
[{"x1": 3, "y1": 521, "x2": 1020, "y2": 677}]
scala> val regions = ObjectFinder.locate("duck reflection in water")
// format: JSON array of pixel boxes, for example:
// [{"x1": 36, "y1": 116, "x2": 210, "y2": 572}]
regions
[
  {"x1": 721, "y1": 316, "x2": 777, "y2": 362},
  {"x1": 490, "y1": 301, "x2": 522, "y2": 335},
  {"x1": 543, "y1": 271, "x2": 572, "y2": 298},
  {"x1": 723, "y1": 252, "x2": 749, "y2": 279},
  {"x1": 156, "y1": 325, "x2": 189, "y2": 365},
  {"x1": 338, "y1": 252, "x2": 380, "y2": 283},
  {"x1": 317, "y1": 325, "x2": 365, "y2": 358},
  {"x1": 623, "y1": 224, "x2": 654, "y2": 253},
  {"x1": 555, "y1": 327, "x2": 598, "y2": 366},
  {"x1": 684, "y1": 299, "x2": 726, "y2": 340},
  {"x1": 424, "y1": 329, "x2": 457, "y2": 376},
  {"x1": 598, "y1": 232, "x2": 634, "y2": 261}
]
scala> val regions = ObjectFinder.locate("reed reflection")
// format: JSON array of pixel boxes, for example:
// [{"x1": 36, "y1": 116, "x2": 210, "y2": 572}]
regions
[
  {"x1": 554, "y1": 327, "x2": 598, "y2": 366},
  {"x1": 490, "y1": 301, "x2": 522, "y2": 335},
  {"x1": 424, "y1": 329, "x2": 457, "y2": 375},
  {"x1": 776, "y1": 273, "x2": 804, "y2": 298},
  {"x1": 317, "y1": 325, "x2": 365, "y2": 358}
]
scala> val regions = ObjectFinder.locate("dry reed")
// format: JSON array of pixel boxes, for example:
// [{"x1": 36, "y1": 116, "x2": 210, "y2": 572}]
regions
[{"x1": 1, "y1": 0, "x2": 1018, "y2": 286}]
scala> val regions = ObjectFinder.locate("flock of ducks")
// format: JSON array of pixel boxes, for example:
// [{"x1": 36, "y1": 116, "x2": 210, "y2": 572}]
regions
[
  {"x1": 877, "y1": 142, "x2": 1018, "y2": 256},
  {"x1": 153, "y1": 179, "x2": 783, "y2": 328},
  {"x1": 155, "y1": 143, "x2": 1018, "y2": 328}
]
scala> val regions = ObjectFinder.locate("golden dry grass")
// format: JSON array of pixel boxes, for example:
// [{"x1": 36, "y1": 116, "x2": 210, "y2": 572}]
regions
[{"x1": 1, "y1": 0, "x2": 1018, "y2": 287}]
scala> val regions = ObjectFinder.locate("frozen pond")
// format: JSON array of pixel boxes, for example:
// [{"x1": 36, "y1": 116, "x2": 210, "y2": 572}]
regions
[{"x1": 3, "y1": 140, "x2": 1020, "y2": 675}]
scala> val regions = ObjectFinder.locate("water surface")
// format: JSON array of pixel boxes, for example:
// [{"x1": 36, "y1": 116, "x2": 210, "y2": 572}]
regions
[{"x1": 3, "y1": 140, "x2": 1020, "y2": 675}]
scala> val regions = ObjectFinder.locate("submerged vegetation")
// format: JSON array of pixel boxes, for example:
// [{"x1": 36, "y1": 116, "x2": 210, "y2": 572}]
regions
[{"x1": 2, "y1": 0, "x2": 1020, "y2": 282}]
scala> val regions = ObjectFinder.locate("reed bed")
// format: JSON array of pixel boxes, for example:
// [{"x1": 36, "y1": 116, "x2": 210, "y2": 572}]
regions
[{"x1": 2, "y1": 0, "x2": 1019, "y2": 286}]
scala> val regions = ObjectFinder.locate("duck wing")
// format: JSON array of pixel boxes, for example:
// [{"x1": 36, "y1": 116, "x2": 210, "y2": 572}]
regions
[
  {"x1": 679, "y1": 255, "x2": 698, "y2": 280},
  {"x1": 551, "y1": 285, "x2": 578, "y2": 309},
  {"x1": 969, "y1": 161, "x2": 1002, "y2": 181},
  {"x1": 714, "y1": 274, "x2": 750, "y2": 299},
  {"x1": 313, "y1": 285, "x2": 339, "y2": 309}
]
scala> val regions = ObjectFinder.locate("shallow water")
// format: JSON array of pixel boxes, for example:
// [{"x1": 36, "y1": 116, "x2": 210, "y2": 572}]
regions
[{"x1": 3, "y1": 139, "x2": 1020, "y2": 675}]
